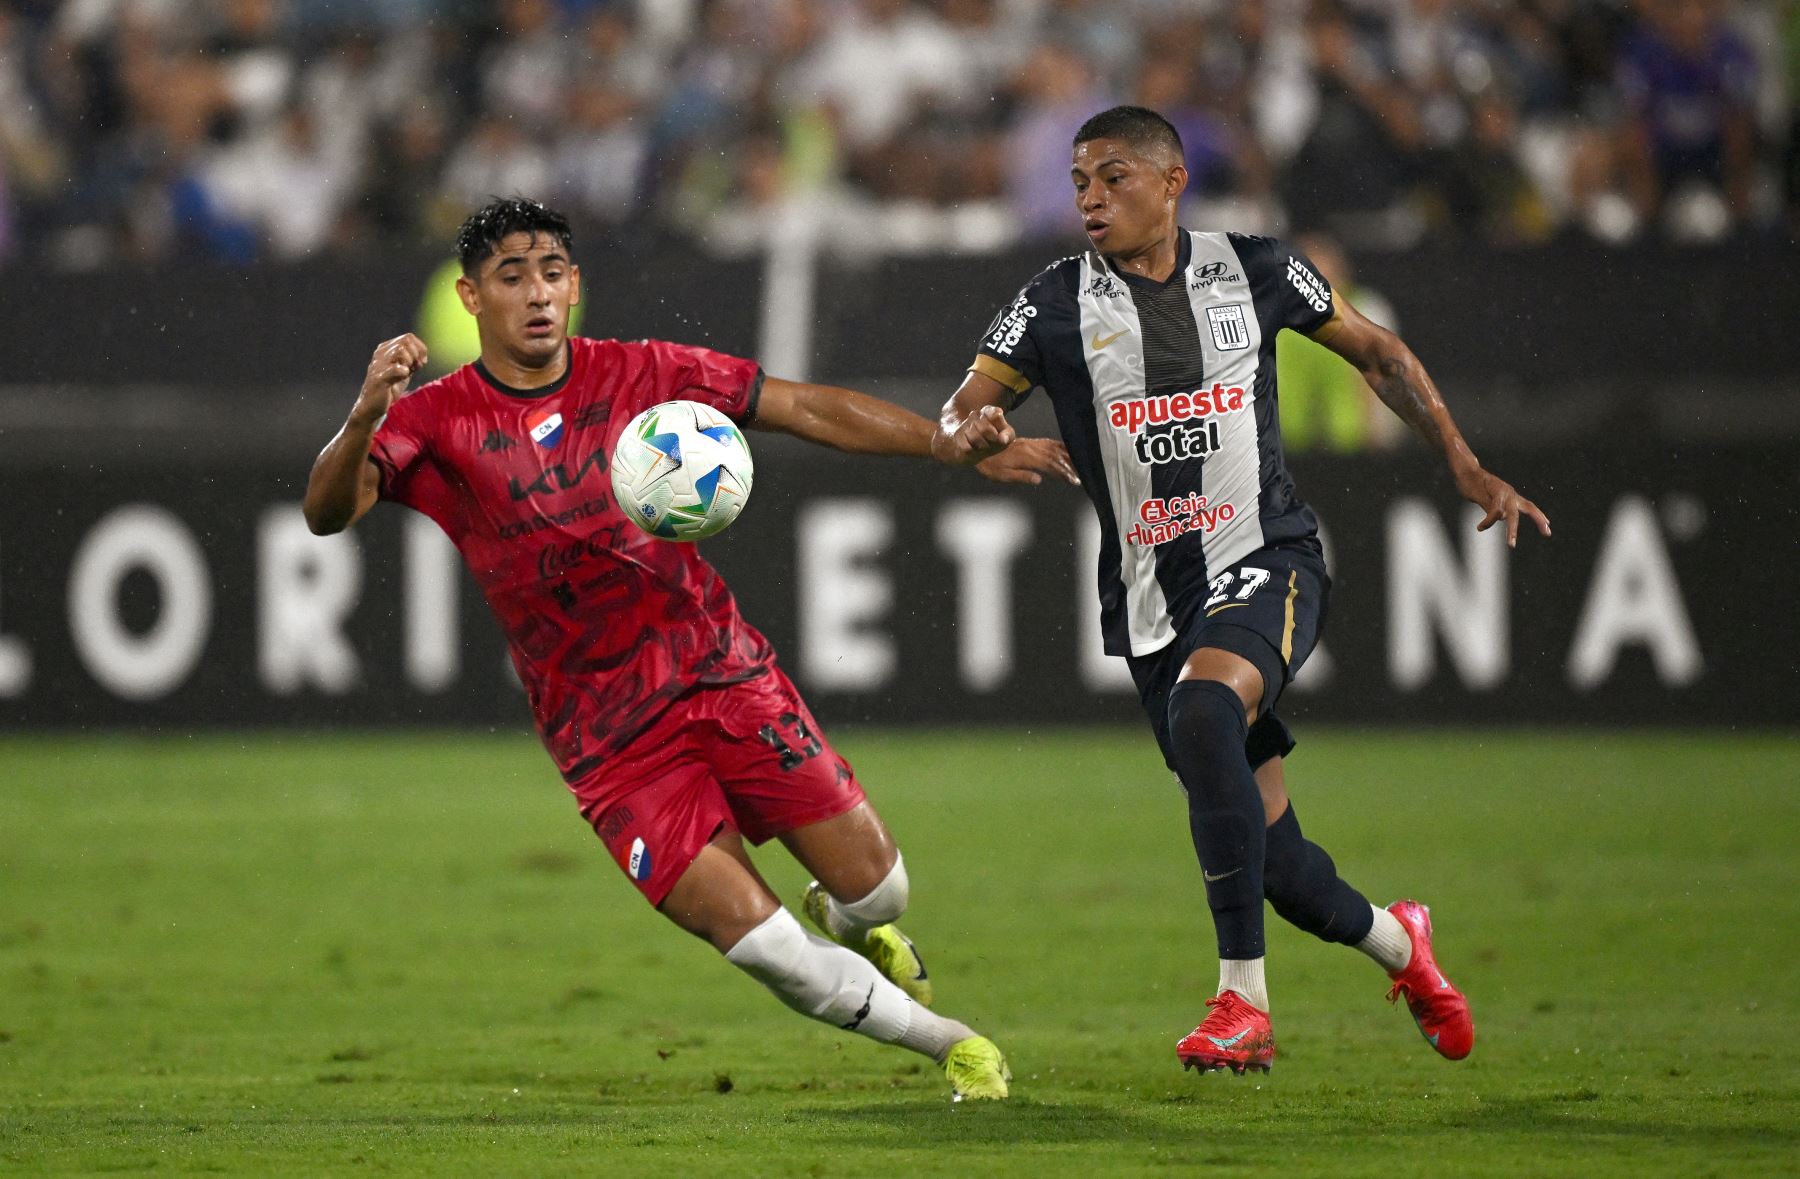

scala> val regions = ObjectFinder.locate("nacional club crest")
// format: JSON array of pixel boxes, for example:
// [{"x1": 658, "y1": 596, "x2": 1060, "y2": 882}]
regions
[{"x1": 527, "y1": 409, "x2": 566, "y2": 448}]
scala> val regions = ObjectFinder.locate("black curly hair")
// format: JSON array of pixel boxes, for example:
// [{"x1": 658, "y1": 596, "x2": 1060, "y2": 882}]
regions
[
  {"x1": 455, "y1": 196, "x2": 574, "y2": 275},
  {"x1": 1073, "y1": 106, "x2": 1184, "y2": 162}
]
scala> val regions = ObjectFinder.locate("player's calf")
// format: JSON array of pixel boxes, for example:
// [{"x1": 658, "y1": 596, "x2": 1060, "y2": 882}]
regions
[
  {"x1": 801, "y1": 857, "x2": 933, "y2": 1006},
  {"x1": 1166, "y1": 679, "x2": 1269, "y2": 967},
  {"x1": 1263, "y1": 802, "x2": 1379, "y2": 946},
  {"x1": 724, "y1": 908, "x2": 993, "y2": 1098}
]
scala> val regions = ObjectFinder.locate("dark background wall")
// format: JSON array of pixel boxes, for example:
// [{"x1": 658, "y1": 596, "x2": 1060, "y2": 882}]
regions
[{"x1": 4, "y1": 243, "x2": 1796, "y2": 730}]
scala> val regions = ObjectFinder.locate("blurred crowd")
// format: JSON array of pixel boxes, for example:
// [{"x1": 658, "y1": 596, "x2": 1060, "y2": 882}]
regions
[{"x1": 1, "y1": 0, "x2": 1796, "y2": 266}]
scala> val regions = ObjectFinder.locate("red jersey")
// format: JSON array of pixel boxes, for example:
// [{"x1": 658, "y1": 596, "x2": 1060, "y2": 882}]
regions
[{"x1": 369, "y1": 336, "x2": 774, "y2": 783}]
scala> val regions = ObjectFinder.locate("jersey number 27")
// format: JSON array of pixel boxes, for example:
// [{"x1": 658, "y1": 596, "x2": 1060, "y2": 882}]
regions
[{"x1": 1205, "y1": 566, "x2": 1271, "y2": 612}]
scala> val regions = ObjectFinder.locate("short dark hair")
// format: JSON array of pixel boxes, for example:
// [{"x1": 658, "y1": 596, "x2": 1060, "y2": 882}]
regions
[
  {"x1": 1073, "y1": 106, "x2": 1184, "y2": 162},
  {"x1": 455, "y1": 197, "x2": 574, "y2": 274}
]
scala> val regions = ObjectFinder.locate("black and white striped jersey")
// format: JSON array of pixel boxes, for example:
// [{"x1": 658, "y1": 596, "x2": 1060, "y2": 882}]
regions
[{"x1": 972, "y1": 230, "x2": 1336, "y2": 658}]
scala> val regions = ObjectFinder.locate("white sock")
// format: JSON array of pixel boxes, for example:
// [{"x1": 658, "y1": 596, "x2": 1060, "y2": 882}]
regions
[
  {"x1": 1356, "y1": 904, "x2": 1412, "y2": 973},
  {"x1": 1218, "y1": 957, "x2": 1269, "y2": 1012},
  {"x1": 821, "y1": 854, "x2": 909, "y2": 944},
  {"x1": 725, "y1": 908, "x2": 973, "y2": 1061}
]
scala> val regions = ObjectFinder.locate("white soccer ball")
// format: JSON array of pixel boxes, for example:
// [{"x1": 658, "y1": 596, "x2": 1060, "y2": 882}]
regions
[{"x1": 610, "y1": 399, "x2": 755, "y2": 541}]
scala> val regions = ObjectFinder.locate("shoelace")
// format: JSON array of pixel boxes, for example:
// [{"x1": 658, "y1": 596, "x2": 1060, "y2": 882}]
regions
[{"x1": 1199, "y1": 993, "x2": 1249, "y2": 1026}]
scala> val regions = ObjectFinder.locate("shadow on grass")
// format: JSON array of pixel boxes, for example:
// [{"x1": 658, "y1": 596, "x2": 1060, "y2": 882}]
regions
[
  {"x1": 800, "y1": 1098, "x2": 1232, "y2": 1149},
  {"x1": 1467, "y1": 1095, "x2": 1800, "y2": 1152},
  {"x1": 799, "y1": 1090, "x2": 1800, "y2": 1158}
]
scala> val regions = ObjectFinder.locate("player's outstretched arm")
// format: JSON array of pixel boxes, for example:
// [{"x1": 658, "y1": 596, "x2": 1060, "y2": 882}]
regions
[
  {"x1": 1318, "y1": 302, "x2": 1550, "y2": 547},
  {"x1": 756, "y1": 375, "x2": 1076, "y2": 485},
  {"x1": 931, "y1": 370, "x2": 1079, "y2": 485},
  {"x1": 303, "y1": 333, "x2": 427, "y2": 535}
]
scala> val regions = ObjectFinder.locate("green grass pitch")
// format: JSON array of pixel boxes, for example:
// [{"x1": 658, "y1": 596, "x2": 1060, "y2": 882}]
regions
[{"x1": 2, "y1": 729, "x2": 1796, "y2": 1176}]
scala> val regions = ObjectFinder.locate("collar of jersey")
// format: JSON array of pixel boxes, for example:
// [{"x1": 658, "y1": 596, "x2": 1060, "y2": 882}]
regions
[
  {"x1": 473, "y1": 344, "x2": 574, "y2": 400},
  {"x1": 1106, "y1": 228, "x2": 1192, "y2": 290}
]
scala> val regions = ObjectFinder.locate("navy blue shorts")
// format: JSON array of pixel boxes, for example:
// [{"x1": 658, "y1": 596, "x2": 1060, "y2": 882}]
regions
[{"x1": 1128, "y1": 539, "x2": 1330, "y2": 772}]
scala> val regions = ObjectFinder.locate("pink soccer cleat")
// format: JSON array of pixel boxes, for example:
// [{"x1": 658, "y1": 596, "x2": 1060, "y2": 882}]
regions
[
  {"x1": 1385, "y1": 899, "x2": 1475, "y2": 1060},
  {"x1": 1177, "y1": 990, "x2": 1276, "y2": 1075}
]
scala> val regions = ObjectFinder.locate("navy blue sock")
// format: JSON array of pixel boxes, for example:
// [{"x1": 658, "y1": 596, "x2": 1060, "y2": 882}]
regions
[
  {"x1": 1263, "y1": 803, "x2": 1376, "y2": 946},
  {"x1": 1165, "y1": 679, "x2": 1267, "y2": 960}
]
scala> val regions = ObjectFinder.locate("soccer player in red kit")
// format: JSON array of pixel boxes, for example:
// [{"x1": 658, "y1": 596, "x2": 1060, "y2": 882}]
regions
[{"x1": 302, "y1": 198, "x2": 1075, "y2": 1101}]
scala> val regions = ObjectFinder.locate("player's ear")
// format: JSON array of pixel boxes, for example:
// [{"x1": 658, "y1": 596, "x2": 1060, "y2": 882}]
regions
[
  {"x1": 568, "y1": 263, "x2": 581, "y2": 309},
  {"x1": 1165, "y1": 161, "x2": 1189, "y2": 203},
  {"x1": 455, "y1": 272, "x2": 478, "y2": 317}
]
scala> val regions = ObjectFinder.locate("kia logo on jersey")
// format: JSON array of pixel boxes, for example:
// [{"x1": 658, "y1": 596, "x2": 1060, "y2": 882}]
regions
[{"x1": 528, "y1": 410, "x2": 565, "y2": 448}]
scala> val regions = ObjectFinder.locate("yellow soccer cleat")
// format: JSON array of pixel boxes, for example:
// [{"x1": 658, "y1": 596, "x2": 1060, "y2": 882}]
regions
[
  {"x1": 802, "y1": 882, "x2": 934, "y2": 1007},
  {"x1": 943, "y1": 1035, "x2": 1011, "y2": 1102}
]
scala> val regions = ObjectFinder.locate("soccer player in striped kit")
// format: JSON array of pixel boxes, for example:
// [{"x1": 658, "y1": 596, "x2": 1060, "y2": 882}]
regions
[{"x1": 935, "y1": 107, "x2": 1551, "y2": 1075}]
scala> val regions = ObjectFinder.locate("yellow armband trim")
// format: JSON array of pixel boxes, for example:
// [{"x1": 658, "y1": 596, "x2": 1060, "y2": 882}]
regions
[
  {"x1": 1307, "y1": 307, "x2": 1346, "y2": 344},
  {"x1": 969, "y1": 354, "x2": 1032, "y2": 395}
]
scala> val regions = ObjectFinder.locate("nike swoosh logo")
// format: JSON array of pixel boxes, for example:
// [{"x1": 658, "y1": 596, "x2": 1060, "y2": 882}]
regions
[
  {"x1": 1203, "y1": 867, "x2": 1242, "y2": 883},
  {"x1": 1090, "y1": 329, "x2": 1128, "y2": 350},
  {"x1": 1206, "y1": 1029, "x2": 1252, "y2": 1049},
  {"x1": 1205, "y1": 602, "x2": 1248, "y2": 618}
]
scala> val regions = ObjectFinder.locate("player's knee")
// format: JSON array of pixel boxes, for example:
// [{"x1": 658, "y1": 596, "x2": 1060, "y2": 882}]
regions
[
  {"x1": 1262, "y1": 805, "x2": 1303, "y2": 879},
  {"x1": 1167, "y1": 678, "x2": 1250, "y2": 756},
  {"x1": 840, "y1": 852, "x2": 909, "y2": 926},
  {"x1": 723, "y1": 908, "x2": 809, "y2": 983}
]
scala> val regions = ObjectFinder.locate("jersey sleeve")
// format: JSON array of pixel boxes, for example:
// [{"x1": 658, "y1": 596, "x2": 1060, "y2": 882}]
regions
[
  {"x1": 969, "y1": 273, "x2": 1054, "y2": 402},
  {"x1": 368, "y1": 389, "x2": 433, "y2": 510},
  {"x1": 1236, "y1": 234, "x2": 1338, "y2": 338},
  {"x1": 636, "y1": 339, "x2": 765, "y2": 424},
  {"x1": 366, "y1": 385, "x2": 464, "y2": 536}
]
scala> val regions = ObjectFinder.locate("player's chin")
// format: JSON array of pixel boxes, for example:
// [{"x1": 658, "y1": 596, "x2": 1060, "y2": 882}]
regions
[
  {"x1": 514, "y1": 329, "x2": 566, "y2": 359},
  {"x1": 1097, "y1": 237, "x2": 1134, "y2": 260}
]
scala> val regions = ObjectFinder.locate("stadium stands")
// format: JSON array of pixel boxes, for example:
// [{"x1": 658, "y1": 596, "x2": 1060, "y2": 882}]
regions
[{"x1": 5, "y1": 0, "x2": 1794, "y2": 267}]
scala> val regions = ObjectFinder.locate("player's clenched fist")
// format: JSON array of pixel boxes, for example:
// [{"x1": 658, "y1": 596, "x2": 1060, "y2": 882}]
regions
[
  {"x1": 935, "y1": 404, "x2": 1016, "y2": 466},
  {"x1": 355, "y1": 333, "x2": 429, "y2": 422}
]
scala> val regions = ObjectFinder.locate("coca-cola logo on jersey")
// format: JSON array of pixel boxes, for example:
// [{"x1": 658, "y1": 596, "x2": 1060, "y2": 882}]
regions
[{"x1": 537, "y1": 534, "x2": 612, "y2": 580}]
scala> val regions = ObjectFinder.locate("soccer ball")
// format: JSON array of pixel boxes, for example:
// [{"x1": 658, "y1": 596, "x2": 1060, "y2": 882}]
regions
[{"x1": 610, "y1": 399, "x2": 755, "y2": 541}]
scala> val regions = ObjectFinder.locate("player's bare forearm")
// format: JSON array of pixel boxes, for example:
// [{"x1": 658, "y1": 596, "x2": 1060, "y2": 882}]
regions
[
  {"x1": 1320, "y1": 303, "x2": 1548, "y2": 545},
  {"x1": 1364, "y1": 347, "x2": 1476, "y2": 477},
  {"x1": 303, "y1": 413, "x2": 383, "y2": 535},
  {"x1": 933, "y1": 371, "x2": 1017, "y2": 466},
  {"x1": 931, "y1": 371, "x2": 1077, "y2": 485},
  {"x1": 754, "y1": 377, "x2": 934, "y2": 458},
  {"x1": 1319, "y1": 304, "x2": 1473, "y2": 476},
  {"x1": 759, "y1": 374, "x2": 1075, "y2": 484}
]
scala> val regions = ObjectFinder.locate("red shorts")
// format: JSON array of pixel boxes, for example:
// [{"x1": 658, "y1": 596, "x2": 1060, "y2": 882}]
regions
[{"x1": 573, "y1": 668, "x2": 866, "y2": 906}]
